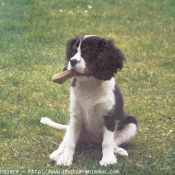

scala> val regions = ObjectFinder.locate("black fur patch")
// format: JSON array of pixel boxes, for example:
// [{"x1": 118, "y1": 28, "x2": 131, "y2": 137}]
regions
[
  {"x1": 91, "y1": 39, "x2": 126, "y2": 80},
  {"x1": 104, "y1": 114, "x2": 116, "y2": 132},
  {"x1": 124, "y1": 116, "x2": 138, "y2": 127},
  {"x1": 116, "y1": 116, "x2": 138, "y2": 131},
  {"x1": 66, "y1": 37, "x2": 80, "y2": 61}
]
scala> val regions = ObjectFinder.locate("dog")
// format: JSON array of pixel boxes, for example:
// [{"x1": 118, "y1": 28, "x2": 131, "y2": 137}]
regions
[{"x1": 41, "y1": 35, "x2": 138, "y2": 166}]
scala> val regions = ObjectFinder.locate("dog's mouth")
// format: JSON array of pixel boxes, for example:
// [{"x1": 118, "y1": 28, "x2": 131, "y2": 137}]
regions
[
  {"x1": 74, "y1": 68, "x2": 92, "y2": 77},
  {"x1": 73, "y1": 64, "x2": 93, "y2": 77}
]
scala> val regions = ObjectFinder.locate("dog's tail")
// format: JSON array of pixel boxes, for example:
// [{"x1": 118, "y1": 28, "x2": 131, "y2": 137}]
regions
[{"x1": 40, "y1": 117, "x2": 68, "y2": 130}]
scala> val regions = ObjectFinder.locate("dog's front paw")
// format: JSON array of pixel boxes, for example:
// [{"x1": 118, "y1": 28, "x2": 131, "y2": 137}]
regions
[
  {"x1": 50, "y1": 149, "x2": 73, "y2": 166},
  {"x1": 99, "y1": 155, "x2": 117, "y2": 166},
  {"x1": 49, "y1": 149, "x2": 61, "y2": 160},
  {"x1": 114, "y1": 147, "x2": 128, "y2": 156},
  {"x1": 55, "y1": 153, "x2": 73, "y2": 166}
]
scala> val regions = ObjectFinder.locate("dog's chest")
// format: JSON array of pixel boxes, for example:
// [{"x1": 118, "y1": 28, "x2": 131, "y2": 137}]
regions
[{"x1": 71, "y1": 79, "x2": 115, "y2": 133}]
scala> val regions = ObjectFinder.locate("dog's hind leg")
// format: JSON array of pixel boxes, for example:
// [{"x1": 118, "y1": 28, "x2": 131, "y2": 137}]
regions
[{"x1": 114, "y1": 116, "x2": 137, "y2": 156}]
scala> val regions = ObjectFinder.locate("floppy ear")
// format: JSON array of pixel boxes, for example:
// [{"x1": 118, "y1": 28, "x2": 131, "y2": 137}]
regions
[
  {"x1": 63, "y1": 37, "x2": 78, "y2": 71},
  {"x1": 93, "y1": 39, "x2": 126, "y2": 80}
]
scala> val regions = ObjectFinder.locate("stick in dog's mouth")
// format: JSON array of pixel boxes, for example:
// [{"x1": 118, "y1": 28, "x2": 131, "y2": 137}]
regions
[
  {"x1": 51, "y1": 70, "x2": 75, "y2": 84},
  {"x1": 51, "y1": 68, "x2": 93, "y2": 84}
]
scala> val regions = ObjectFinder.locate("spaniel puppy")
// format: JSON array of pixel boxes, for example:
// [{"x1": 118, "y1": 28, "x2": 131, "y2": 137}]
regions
[{"x1": 41, "y1": 35, "x2": 137, "y2": 166}]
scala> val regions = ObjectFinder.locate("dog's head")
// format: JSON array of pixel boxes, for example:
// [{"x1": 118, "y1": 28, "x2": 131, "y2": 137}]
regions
[{"x1": 64, "y1": 35, "x2": 126, "y2": 81}]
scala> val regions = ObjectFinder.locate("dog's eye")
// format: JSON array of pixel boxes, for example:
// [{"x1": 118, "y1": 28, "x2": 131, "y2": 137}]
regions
[
  {"x1": 72, "y1": 44, "x2": 77, "y2": 51},
  {"x1": 82, "y1": 46, "x2": 89, "y2": 52}
]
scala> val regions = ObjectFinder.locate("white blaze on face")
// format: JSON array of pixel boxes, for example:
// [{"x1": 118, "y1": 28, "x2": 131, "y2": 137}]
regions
[
  {"x1": 68, "y1": 37, "x2": 86, "y2": 74},
  {"x1": 83, "y1": 35, "x2": 97, "y2": 39}
]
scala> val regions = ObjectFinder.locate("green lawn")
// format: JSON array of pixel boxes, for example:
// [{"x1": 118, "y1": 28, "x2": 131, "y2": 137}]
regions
[{"x1": 0, "y1": 0, "x2": 175, "y2": 174}]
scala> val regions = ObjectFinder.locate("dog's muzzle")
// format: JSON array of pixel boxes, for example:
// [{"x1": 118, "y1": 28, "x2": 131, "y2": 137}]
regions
[{"x1": 70, "y1": 59, "x2": 78, "y2": 67}]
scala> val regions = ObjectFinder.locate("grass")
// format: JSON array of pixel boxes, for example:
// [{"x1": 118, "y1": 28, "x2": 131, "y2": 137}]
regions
[{"x1": 0, "y1": 0, "x2": 175, "y2": 174}]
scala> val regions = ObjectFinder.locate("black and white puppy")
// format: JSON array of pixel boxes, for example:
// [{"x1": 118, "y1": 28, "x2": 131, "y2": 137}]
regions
[{"x1": 41, "y1": 35, "x2": 137, "y2": 166}]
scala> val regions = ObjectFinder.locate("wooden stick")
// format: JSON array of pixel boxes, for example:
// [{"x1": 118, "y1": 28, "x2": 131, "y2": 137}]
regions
[{"x1": 51, "y1": 70, "x2": 75, "y2": 84}]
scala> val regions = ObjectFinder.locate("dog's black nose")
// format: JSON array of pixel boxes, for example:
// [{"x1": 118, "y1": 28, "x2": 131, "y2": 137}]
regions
[{"x1": 70, "y1": 59, "x2": 78, "y2": 67}]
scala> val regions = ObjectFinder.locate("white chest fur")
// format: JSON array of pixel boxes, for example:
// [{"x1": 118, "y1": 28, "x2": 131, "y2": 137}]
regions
[{"x1": 70, "y1": 78, "x2": 115, "y2": 133}]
